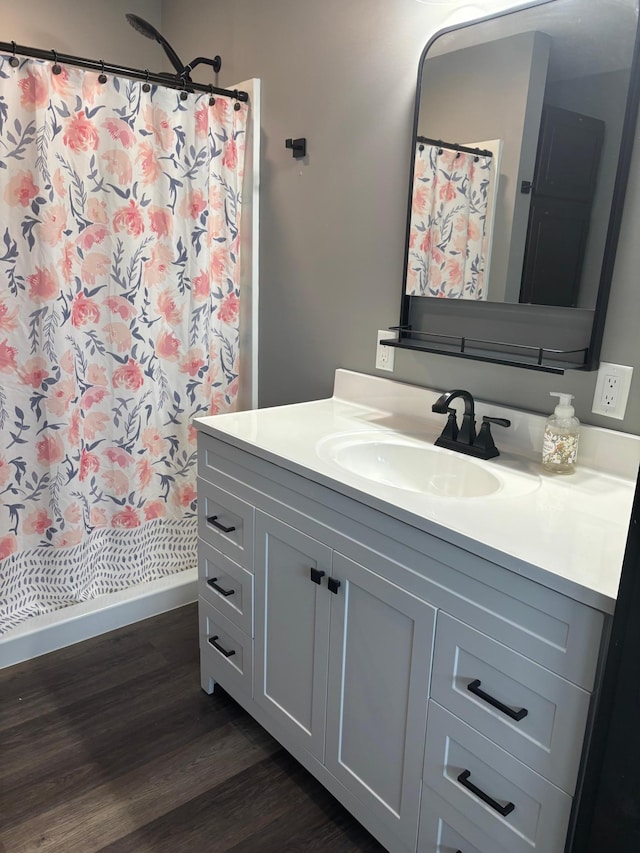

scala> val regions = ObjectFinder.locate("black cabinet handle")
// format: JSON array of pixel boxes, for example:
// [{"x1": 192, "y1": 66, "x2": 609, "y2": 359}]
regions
[
  {"x1": 208, "y1": 635, "x2": 236, "y2": 658},
  {"x1": 310, "y1": 568, "x2": 326, "y2": 585},
  {"x1": 467, "y1": 679, "x2": 528, "y2": 722},
  {"x1": 457, "y1": 769, "x2": 515, "y2": 817},
  {"x1": 207, "y1": 577, "x2": 235, "y2": 597},
  {"x1": 207, "y1": 515, "x2": 236, "y2": 534},
  {"x1": 328, "y1": 577, "x2": 341, "y2": 594}
]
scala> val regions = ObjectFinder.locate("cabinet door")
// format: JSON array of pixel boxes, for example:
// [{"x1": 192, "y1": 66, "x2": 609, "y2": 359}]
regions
[
  {"x1": 325, "y1": 552, "x2": 436, "y2": 850},
  {"x1": 254, "y1": 511, "x2": 331, "y2": 761}
]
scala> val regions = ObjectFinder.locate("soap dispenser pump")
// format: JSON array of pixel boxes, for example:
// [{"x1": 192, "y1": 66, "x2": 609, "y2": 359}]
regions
[{"x1": 542, "y1": 392, "x2": 580, "y2": 474}]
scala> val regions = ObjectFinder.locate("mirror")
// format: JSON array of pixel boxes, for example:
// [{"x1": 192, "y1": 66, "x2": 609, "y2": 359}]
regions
[{"x1": 396, "y1": 0, "x2": 640, "y2": 371}]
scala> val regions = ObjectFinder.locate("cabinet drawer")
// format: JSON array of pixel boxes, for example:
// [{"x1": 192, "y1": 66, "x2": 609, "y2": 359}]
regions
[
  {"x1": 199, "y1": 598, "x2": 253, "y2": 699},
  {"x1": 419, "y1": 788, "x2": 511, "y2": 853},
  {"x1": 431, "y1": 613, "x2": 590, "y2": 793},
  {"x1": 198, "y1": 540, "x2": 254, "y2": 636},
  {"x1": 197, "y1": 477, "x2": 254, "y2": 570},
  {"x1": 423, "y1": 701, "x2": 572, "y2": 853}
]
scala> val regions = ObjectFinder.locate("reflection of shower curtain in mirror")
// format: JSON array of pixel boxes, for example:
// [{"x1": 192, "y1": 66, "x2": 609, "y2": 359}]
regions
[{"x1": 406, "y1": 144, "x2": 493, "y2": 299}]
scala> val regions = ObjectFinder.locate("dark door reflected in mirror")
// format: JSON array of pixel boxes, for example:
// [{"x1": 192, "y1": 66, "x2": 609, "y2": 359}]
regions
[{"x1": 405, "y1": 0, "x2": 637, "y2": 309}]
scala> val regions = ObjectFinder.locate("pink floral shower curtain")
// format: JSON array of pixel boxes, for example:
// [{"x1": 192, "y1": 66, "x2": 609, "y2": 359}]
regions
[
  {"x1": 406, "y1": 143, "x2": 493, "y2": 299},
  {"x1": 0, "y1": 55, "x2": 247, "y2": 632}
]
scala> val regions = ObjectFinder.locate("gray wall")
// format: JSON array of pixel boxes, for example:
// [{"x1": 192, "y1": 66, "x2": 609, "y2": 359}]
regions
[
  {"x1": 15, "y1": 0, "x2": 639, "y2": 434},
  {"x1": 417, "y1": 32, "x2": 550, "y2": 303},
  {"x1": 0, "y1": 0, "x2": 163, "y2": 66}
]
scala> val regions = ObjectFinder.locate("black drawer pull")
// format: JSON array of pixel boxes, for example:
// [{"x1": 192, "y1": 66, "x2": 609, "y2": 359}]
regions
[
  {"x1": 207, "y1": 577, "x2": 235, "y2": 597},
  {"x1": 208, "y1": 635, "x2": 236, "y2": 658},
  {"x1": 310, "y1": 568, "x2": 326, "y2": 585},
  {"x1": 327, "y1": 577, "x2": 341, "y2": 594},
  {"x1": 207, "y1": 515, "x2": 236, "y2": 534},
  {"x1": 467, "y1": 679, "x2": 528, "y2": 722},
  {"x1": 457, "y1": 769, "x2": 515, "y2": 817}
]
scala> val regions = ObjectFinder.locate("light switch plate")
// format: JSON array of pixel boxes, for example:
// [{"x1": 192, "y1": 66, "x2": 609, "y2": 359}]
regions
[{"x1": 592, "y1": 362, "x2": 633, "y2": 419}]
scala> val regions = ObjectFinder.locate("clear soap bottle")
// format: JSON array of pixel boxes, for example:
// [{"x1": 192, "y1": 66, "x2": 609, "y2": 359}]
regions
[{"x1": 542, "y1": 392, "x2": 580, "y2": 474}]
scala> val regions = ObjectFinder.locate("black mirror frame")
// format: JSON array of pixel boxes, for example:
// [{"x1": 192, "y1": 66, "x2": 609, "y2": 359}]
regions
[{"x1": 389, "y1": 0, "x2": 640, "y2": 374}]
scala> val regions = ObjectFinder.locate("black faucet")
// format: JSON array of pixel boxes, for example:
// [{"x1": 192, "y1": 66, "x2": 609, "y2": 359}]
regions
[{"x1": 431, "y1": 389, "x2": 510, "y2": 459}]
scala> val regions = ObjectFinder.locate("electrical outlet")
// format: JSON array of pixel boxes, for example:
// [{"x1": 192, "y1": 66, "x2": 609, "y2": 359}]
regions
[
  {"x1": 375, "y1": 330, "x2": 396, "y2": 372},
  {"x1": 592, "y1": 362, "x2": 633, "y2": 419}
]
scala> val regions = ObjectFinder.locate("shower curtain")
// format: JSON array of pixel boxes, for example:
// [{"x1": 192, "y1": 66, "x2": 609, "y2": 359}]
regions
[
  {"x1": 0, "y1": 56, "x2": 247, "y2": 632},
  {"x1": 406, "y1": 143, "x2": 493, "y2": 299}
]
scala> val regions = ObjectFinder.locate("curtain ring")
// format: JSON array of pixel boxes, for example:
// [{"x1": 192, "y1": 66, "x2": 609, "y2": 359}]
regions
[
  {"x1": 208, "y1": 84, "x2": 215, "y2": 107},
  {"x1": 418, "y1": 144, "x2": 424, "y2": 152},
  {"x1": 233, "y1": 89, "x2": 241, "y2": 111},
  {"x1": 455, "y1": 152, "x2": 461, "y2": 159},
  {"x1": 474, "y1": 155, "x2": 479, "y2": 163},
  {"x1": 98, "y1": 59, "x2": 107, "y2": 84},
  {"x1": 9, "y1": 41, "x2": 19, "y2": 68},
  {"x1": 51, "y1": 49, "x2": 61, "y2": 75},
  {"x1": 180, "y1": 88, "x2": 189, "y2": 101},
  {"x1": 142, "y1": 70, "x2": 151, "y2": 93}
]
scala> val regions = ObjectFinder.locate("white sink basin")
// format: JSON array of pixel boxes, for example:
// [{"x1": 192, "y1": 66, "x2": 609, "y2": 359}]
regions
[{"x1": 318, "y1": 433, "x2": 502, "y2": 498}]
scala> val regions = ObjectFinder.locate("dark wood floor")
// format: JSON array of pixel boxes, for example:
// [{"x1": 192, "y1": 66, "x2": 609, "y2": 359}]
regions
[{"x1": 0, "y1": 604, "x2": 384, "y2": 853}]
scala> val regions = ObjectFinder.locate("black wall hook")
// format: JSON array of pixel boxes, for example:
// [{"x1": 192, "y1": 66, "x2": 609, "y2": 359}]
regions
[{"x1": 285, "y1": 137, "x2": 306, "y2": 159}]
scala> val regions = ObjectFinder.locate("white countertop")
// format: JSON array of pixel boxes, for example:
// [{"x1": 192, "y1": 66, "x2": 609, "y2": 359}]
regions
[{"x1": 195, "y1": 370, "x2": 640, "y2": 614}]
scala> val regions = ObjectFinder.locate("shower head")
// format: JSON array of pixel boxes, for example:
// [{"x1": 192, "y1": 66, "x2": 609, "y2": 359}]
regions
[
  {"x1": 125, "y1": 13, "x2": 187, "y2": 76},
  {"x1": 125, "y1": 13, "x2": 160, "y2": 40}
]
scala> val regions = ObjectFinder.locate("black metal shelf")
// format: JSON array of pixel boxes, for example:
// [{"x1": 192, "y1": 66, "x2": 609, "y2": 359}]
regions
[{"x1": 382, "y1": 327, "x2": 589, "y2": 375}]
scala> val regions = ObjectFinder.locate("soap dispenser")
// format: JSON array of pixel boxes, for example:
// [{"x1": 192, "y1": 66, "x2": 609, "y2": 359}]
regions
[{"x1": 542, "y1": 392, "x2": 580, "y2": 474}]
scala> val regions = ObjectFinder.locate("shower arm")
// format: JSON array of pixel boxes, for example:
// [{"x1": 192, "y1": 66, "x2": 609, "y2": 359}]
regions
[
  {"x1": 182, "y1": 56, "x2": 222, "y2": 78},
  {"x1": 151, "y1": 43, "x2": 224, "y2": 84}
]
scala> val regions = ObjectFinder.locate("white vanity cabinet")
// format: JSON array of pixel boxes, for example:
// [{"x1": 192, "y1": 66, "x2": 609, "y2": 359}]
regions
[
  {"x1": 253, "y1": 512, "x2": 332, "y2": 761},
  {"x1": 241, "y1": 508, "x2": 435, "y2": 850},
  {"x1": 196, "y1": 430, "x2": 606, "y2": 853}
]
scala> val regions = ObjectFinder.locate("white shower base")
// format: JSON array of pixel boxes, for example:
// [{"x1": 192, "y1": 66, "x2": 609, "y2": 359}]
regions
[{"x1": 0, "y1": 568, "x2": 197, "y2": 669}]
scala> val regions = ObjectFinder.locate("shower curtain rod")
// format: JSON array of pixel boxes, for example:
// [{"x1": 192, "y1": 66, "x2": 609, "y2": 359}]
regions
[
  {"x1": 0, "y1": 40, "x2": 249, "y2": 102},
  {"x1": 417, "y1": 135, "x2": 492, "y2": 158}
]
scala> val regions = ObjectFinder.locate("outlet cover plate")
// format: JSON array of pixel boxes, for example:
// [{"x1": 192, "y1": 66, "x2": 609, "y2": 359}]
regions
[
  {"x1": 592, "y1": 362, "x2": 633, "y2": 419},
  {"x1": 376, "y1": 330, "x2": 396, "y2": 372}
]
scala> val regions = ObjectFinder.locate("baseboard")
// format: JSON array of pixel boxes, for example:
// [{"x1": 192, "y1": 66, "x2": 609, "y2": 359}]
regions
[{"x1": 0, "y1": 569, "x2": 197, "y2": 669}]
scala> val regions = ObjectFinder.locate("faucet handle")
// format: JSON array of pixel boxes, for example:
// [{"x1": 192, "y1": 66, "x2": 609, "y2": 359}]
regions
[
  {"x1": 474, "y1": 416, "x2": 511, "y2": 459},
  {"x1": 482, "y1": 416, "x2": 511, "y2": 429}
]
